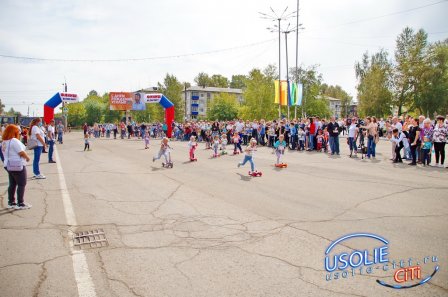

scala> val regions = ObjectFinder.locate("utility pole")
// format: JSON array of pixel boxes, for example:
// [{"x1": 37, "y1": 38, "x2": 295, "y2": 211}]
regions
[
  {"x1": 184, "y1": 83, "x2": 187, "y2": 121},
  {"x1": 295, "y1": 0, "x2": 300, "y2": 119},
  {"x1": 282, "y1": 23, "x2": 300, "y2": 121},
  {"x1": 62, "y1": 80, "x2": 67, "y2": 131},
  {"x1": 278, "y1": 18, "x2": 281, "y2": 120},
  {"x1": 260, "y1": 7, "x2": 296, "y2": 121}
]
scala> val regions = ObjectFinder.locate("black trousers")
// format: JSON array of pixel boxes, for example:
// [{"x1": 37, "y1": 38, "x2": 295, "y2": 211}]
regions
[
  {"x1": 410, "y1": 144, "x2": 417, "y2": 164},
  {"x1": 434, "y1": 142, "x2": 446, "y2": 164},
  {"x1": 394, "y1": 145, "x2": 403, "y2": 162},
  {"x1": 84, "y1": 143, "x2": 90, "y2": 151},
  {"x1": 7, "y1": 166, "x2": 27, "y2": 206},
  {"x1": 417, "y1": 146, "x2": 423, "y2": 163}
]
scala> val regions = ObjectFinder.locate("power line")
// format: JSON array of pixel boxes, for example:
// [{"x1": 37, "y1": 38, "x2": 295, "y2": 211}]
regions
[
  {"x1": 0, "y1": 38, "x2": 276, "y2": 63},
  {"x1": 0, "y1": 89, "x2": 57, "y2": 93},
  {"x1": 325, "y1": 0, "x2": 448, "y2": 29},
  {"x1": 301, "y1": 30, "x2": 448, "y2": 41}
]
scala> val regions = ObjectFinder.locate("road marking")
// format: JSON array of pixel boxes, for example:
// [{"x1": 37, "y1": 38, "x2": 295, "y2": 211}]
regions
[{"x1": 55, "y1": 147, "x2": 97, "y2": 297}]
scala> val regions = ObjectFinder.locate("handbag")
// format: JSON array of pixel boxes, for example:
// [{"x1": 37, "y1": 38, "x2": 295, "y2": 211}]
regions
[
  {"x1": 27, "y1": 138, "x2": 38, "y2": 150},
  {"x1": 374, "y1": 134, "x2": 379, "y2": 144},
  {"x1": 6, "y1": 141, "x2": 24, "y2": 172}
]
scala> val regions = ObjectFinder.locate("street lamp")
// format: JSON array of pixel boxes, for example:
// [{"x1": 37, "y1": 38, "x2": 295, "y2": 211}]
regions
[
  {"x1": 260, "y1": 7, "x2": 296, "y2": 119},
  {"x1": 62, "y1": 81, "x2": 68, "y2": 130},
  {"x1": 281, "y1": 23, "x2": 300, "y2": 120}
]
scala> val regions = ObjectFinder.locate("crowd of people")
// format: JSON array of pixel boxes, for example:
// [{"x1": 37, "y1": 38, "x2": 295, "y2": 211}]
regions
[
  {"x1": 83, "y1": 114, "x2": 448, "y2": 169},
  {"x1": 2, "y1": 114, "x2": 447, "y2": 209}
]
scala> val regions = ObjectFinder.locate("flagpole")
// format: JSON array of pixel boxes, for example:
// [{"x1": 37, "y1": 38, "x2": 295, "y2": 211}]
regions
[{"x1": 285, "y1": 31, "x2": 290, "y2": 120}]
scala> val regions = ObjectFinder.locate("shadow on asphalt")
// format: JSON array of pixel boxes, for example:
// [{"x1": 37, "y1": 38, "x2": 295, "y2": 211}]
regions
[
  {"x1": 236, "y1": 173, "x2": 252, "y2": 182},
  {"x1": 272, "y1": 167, "x2": 284, "y2": 172},
  {"x1": 0, "y1": 209, "x2": 15, "y2": 216}
]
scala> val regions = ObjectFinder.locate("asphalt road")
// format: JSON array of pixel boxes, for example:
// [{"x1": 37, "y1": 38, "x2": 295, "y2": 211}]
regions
[{"x1": 1, "y1": 132, "x2": 447, "y2": 297}]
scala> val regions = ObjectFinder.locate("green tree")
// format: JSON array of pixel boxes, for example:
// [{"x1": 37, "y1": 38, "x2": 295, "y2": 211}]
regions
[
  {"x1": 158, "y1": 73, "x2": 184, "y2": 122},
  {"x1": 67, "y1": 102, "x2": 86, "y2": 126},
  {"x1": 230, "y1": 75, "x2": 247, "y2": 89},
  {"x1": 194, "y1": 73, "x2": 230, "y2": 88},
  {"x1": 5, "y1": 107, "x2": 21, "y2": 116},
  {"x1": 393, "y1": 27, "x2": 429, "y2": 115},
  {"x1": 207, "y1": 93, "x2": 239, "y2": 120},
  {"x1": 130, "y1": 109, "x2": 152, "y2": 123},
  {"x1": 307, "y1": 97, "x2": 331, "y2": 118},
  {"x1": 240, "y1": 66, "x2": 277, "y2": 120},
  {"x1": 82, "y1": 90, "x2": 106, "y2": 124},
  {"x1": 415, "y1": 40, "x2": 448, "y2": 116},
  {"x1": 84, "y1": 101, "x2": 103, "y2": 125},
  {"x1": 355, "y1": 50, "x2": 393, "y2": 117},
  {"x1": 290, "y1": 65, "x2": 326, "y2": 118},
  {"x1": 194, "y1": 72, "x2": 211, "y2": 87},
  {"x1": 88, "y1": 90, "x2": 99, "y2": 97},
  {"x1": 0, "y1": 99, "x2": 5, "y2": 114},
  {"x1": 209, "y1": 74, "x2": 230, "y2": 88}
]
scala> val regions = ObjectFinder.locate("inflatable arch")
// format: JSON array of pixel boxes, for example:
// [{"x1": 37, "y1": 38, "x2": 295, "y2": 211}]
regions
[
  {"x1": 43, "y1": 92, "x2": 78, "y2": 124},
  {"x1": 45, "y1": 92, "x2": 175, "y2": 137},
  {"x1": 141, "y1": 93, "x2": 175, "y2": 138}
]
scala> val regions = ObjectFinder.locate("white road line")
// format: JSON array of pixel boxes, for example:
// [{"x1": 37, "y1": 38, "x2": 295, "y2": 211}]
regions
[{"x1": 54, "y1": 147, "x2": 97, "y2": 297}]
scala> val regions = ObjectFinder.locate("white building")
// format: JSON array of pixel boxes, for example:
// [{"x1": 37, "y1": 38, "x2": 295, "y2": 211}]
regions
[
  {"x1": 183, "y1": 86, "x2": 243, "y2": 120},
  {"x1": 327, "y1": 97, "x2": 342, "y2": 118}
]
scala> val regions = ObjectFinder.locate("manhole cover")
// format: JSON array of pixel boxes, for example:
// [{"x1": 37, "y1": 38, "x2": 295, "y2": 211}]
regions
[{"x1": 73, "y1": 229, "x2": 108, "y2": 249}]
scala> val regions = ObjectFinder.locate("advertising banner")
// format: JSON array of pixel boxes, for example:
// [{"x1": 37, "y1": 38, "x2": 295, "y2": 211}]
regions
[
  {"x1": 60, "y1": 92, "x2": 79, "y2": 103},
  {"x1": 142, "y1": 93, "x2": 163, "y2": 104},
  {"x1": 109, "y1": 92, "x2": 147, "y2": 111},
  {"x1": 109, "y1": 92, "x2": 176, "y2": 110},
  {"x1": 109, "y1": 92, "x2": 132, "y2": 111}
]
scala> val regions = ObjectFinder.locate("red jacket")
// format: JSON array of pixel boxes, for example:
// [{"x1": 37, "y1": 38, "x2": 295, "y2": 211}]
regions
[{"x1": 309, "y1": 123, "x2": 316, "y2": 135}]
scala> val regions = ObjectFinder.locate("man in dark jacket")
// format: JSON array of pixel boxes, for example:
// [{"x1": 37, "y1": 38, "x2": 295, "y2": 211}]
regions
[{"x1": 327, "y1": 117, "x2": 340, "y2": 155}]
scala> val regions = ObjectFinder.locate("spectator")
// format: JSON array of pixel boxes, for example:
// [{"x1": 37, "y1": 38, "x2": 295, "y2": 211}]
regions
[
  {"x1": 327, "y1": 116, "x2": 340, "y2": 155},
  {"x1": 29, "y1": 118, "x2": 47, "y2": 179},
  {"x1": 47, "y1": 120, "x2": 56, "y2": 163},
  {"x1": 56, "y1": 121, "x2": 64, "y2": 144},
  {"x1": 433, "y1": 116, "x2": 447, "y2": 168},
  {"x1": 1, "y1": 124, "x2": 32, "y2": 209}
]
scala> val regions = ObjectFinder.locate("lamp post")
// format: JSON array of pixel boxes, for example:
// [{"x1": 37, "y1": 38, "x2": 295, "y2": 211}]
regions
[
  {"x1": 62, "y1": 81, "x2": 68, "y2": 130},
  {"x1": 184, "y1": 83, "x2": 188, "y2": 121},
  {"x1": 295, "y1": 0, "x2": 300, "y2": 119},
  {"x1": 260, "y1": 7, "x2": 296, "y2": 120},
  {"x1": 282, "y1": 24, "x2": 298, "y2": 120}
]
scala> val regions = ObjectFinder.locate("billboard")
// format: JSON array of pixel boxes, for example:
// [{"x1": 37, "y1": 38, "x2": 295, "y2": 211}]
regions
[
  {"x1": 109, "y1": 92, "x2": 170, "y2": 110},
  {"x1": 109, "y1": 92, "x2": 147, "y2": 111}
]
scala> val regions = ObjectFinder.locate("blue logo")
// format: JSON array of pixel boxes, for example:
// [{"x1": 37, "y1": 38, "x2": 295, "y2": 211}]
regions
[{"x1": 324, "y1": 233, "x2": 439, "y2": 289}]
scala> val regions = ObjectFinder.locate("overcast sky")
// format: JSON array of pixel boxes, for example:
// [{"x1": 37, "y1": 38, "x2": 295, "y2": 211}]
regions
[{"x1": 0, "y1": 0, "x2": 447, "y2": 116}]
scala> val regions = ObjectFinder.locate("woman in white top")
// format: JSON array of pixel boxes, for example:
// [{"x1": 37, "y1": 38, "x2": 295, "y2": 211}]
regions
[
  {"x1": 347, "y1": 119, "x2": 358, "y2": 157},
  {"x1": 1, "y1": 124, "x2": 31, "y2": 209},
  {"x1": 29, "y1": 118, "x2": 47, "y2": 179}
]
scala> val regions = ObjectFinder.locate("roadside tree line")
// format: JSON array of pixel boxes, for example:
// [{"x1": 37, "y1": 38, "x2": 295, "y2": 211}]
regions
[{"x1": 355, "y1": 27, "x2": 448, "y2": 118}]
